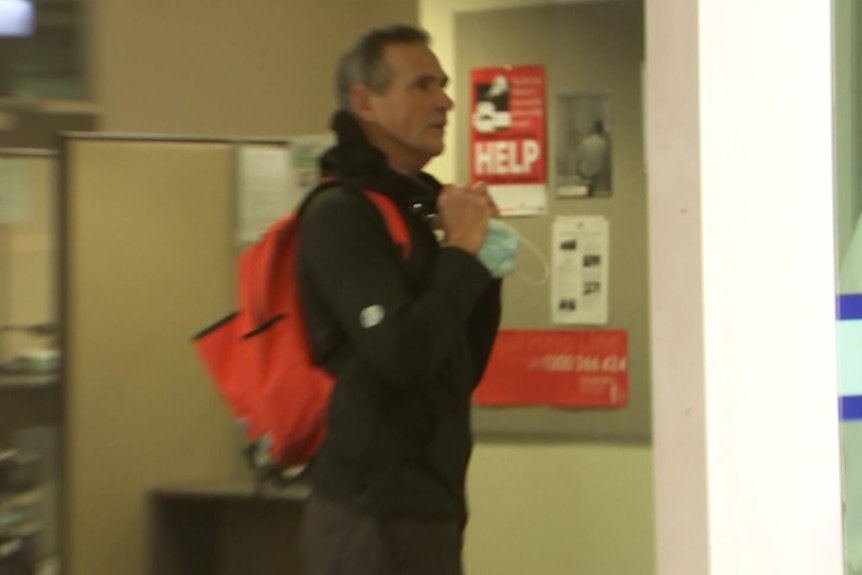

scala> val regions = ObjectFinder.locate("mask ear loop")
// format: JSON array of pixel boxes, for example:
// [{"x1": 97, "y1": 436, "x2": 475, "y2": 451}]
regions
[{"x1": 514, "y1": 234, "x2": 550, "y2": 286}]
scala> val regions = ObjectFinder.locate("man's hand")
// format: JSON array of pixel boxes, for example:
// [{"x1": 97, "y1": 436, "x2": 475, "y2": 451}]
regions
[
  {"x1": 437, "y1": 183, "x2": 493, "y2": 254},
  {"x1": 467, "y1": 181, "x2": 500, "y2": 218}
]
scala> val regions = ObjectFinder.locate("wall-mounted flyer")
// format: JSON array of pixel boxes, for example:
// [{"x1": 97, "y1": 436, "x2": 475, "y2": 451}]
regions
[
  {"x1": 474, "y1": 329, "x2": 628, "y2": 408},
  {"x1": 236, "y1": 144, "x2": 297, "y2": 243},
  {"x1": 551, "y1": 215, "x2": 610, "y2": 325},
  {"x1": 0, "y1": 158, "x2": 28, "y2": 223},
  {"x1": 469, "y1": 64, "x2": 547, "y2": 216},
  {"x1": 291, "y1": 134, "x2": 335, "y2": 191},
  {"x1": 236, "y1": 135, "x2": 334, "y2": 244}
]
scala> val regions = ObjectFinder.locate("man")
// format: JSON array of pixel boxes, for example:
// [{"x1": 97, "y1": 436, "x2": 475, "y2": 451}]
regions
[{"x1": 296, "y1": 25, "x2": 503, "y2": 575}]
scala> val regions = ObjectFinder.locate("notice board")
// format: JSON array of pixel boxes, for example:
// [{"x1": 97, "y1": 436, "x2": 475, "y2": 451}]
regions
[{"x1": 456, "y1": 1, "x2": 650, "y2": 442}]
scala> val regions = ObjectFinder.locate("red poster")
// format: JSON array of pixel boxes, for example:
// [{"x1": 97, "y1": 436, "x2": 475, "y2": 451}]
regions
[
  {"x1": 470, "y1": 65, "x2": 546, "y2": 186},
  {"x1": 474, "y1": 330, "x2": 628, "y2": 408}
]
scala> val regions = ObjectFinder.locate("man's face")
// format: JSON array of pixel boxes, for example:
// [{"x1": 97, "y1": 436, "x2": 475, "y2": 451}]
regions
[{"x1": 356, "y1": 42, "x2": 454, "y2": 173}]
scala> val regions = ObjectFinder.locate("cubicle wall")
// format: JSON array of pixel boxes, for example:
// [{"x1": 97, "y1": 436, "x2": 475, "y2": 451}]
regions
[{"x1": 60, "y1": 136, "x2": 249, "y2": 575}]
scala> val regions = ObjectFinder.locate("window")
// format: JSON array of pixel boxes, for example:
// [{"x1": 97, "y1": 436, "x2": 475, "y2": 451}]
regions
[{"x1": 0, "y1": 0, "x2": 87, "y2": 100}]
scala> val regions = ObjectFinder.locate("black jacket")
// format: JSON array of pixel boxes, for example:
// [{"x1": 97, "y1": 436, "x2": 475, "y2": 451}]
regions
[{"x1": 296, "y1": 111, "x2": 502, "y2": 521}]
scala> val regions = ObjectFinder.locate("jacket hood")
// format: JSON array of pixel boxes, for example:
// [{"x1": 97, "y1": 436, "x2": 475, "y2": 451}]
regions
[{"x1": 318, "y1": 110, "x2": 442, "y2": 210}]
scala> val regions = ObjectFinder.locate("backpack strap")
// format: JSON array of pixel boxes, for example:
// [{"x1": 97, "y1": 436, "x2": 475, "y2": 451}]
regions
[
  {"x1": 362, "y1": 190, "x2": 411, "y2": 260},
  {"x1": 299, "y1": 179, "x2": 412, "y2": 260},
  {"x1": 247, "y1": 182, "x2": 411, "y2": 324}
]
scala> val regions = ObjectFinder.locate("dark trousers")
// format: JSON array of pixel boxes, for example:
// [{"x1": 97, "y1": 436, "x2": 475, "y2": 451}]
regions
[{"x1": 300, "y1": 492, "x2": 464, "y2": 575}]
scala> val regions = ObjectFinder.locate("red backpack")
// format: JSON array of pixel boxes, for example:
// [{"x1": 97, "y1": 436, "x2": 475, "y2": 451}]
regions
[{"x1": 192, "y1": 184, "x2": 410, "y2": 487}]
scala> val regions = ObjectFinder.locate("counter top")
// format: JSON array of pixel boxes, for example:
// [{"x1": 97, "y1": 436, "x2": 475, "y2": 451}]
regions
[{"x1": 151, "y1": 479, "x2": 311, "y2": 503}]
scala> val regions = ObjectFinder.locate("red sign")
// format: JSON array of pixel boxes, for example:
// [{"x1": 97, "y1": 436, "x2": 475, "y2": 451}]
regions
[
  {"x1": 474, "y1": 330, "x2": 628, "y2": 408},
  {"x1": 470, "y1": 65, "x2": 546, "y2": 186}
]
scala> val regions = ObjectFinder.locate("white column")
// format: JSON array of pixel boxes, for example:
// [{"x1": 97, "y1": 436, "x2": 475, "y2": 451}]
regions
[{"x1": 648, "y1": 0, "x2": 846, "y2": 573}]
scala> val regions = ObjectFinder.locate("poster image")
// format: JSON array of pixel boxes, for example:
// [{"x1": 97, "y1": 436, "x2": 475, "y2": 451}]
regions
[
  {"x1": 556, "y1": 91, "x2": 613, "y2": 198},
  {"x1": 470, "y1": 65, "x2": 547, "y2": 216}
]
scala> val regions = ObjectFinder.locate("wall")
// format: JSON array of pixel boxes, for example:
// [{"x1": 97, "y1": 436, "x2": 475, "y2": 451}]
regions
[
  {"x1": 420, "y1": 1, "x2": 655, "y2": 574},
  {"x1": 90, "y1": 0, "x2": 418, "y2": 135}
]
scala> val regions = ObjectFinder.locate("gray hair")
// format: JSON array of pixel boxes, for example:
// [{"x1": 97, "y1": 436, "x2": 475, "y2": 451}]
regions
[{"x1": 335, "y1": 24, "x2": 431, "y2": 111}]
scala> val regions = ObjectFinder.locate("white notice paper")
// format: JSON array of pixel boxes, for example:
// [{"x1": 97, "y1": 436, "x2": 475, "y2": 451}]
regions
[
  {"x1": 291, "y1": 134, "x2": 334, "y2": 191},
  {"x1": 487, "y1": 183, "x2": 548, "y2": 217},
  {"x1": 237, "y1": 144, "x2": 298, "y2": 243},
  {"x1": 0, "y1": 158, "x2": 28, "y2": 223},
  {"x1": 551, "y1": 216, "x2": 610, "y2": 325}
]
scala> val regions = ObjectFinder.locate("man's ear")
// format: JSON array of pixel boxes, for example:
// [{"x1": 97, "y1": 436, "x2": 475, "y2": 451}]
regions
[{"x1": 349, "y1": 84, "x2": 377, "y2": 123}]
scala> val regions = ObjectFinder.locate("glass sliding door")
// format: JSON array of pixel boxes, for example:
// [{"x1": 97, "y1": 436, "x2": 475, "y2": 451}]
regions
[{"x1": 834, "y1": 0, "x2": 862, "y2": 572}]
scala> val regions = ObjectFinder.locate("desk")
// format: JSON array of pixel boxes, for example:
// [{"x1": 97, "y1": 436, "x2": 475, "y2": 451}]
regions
[{"x1": 150, "y1": 481, "x2": 310, "y2": 575}]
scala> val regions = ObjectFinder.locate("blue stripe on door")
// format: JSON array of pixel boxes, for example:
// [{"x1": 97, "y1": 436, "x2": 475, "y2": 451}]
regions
[
  {"x1": 838, "y1": 294, "x2": 862, "y2": 320},
  {"x1": 841, "y1": 395, "x2": 862, "y2": 421}
]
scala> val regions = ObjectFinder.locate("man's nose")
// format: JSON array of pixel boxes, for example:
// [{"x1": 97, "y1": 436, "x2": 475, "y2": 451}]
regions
[{"x1": 437, "y1": 89, "x2": 454, "y2": 111}]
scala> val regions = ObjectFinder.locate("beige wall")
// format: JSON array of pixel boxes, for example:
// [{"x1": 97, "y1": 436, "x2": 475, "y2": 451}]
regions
[
  {"x1": 420, "y1": 1, "x2": 655, "y2": 574},
  {"x1": 467, "y1": 443, "x2": 654, "y2": 575},
  {"x1": 90, "y1": 0, "x2": 418, "y2": 135}
]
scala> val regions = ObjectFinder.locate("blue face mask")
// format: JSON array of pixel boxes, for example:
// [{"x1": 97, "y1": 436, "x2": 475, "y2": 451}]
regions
[{"x1": 476, "y1": 219, "x2": 519, "y2": 278}]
